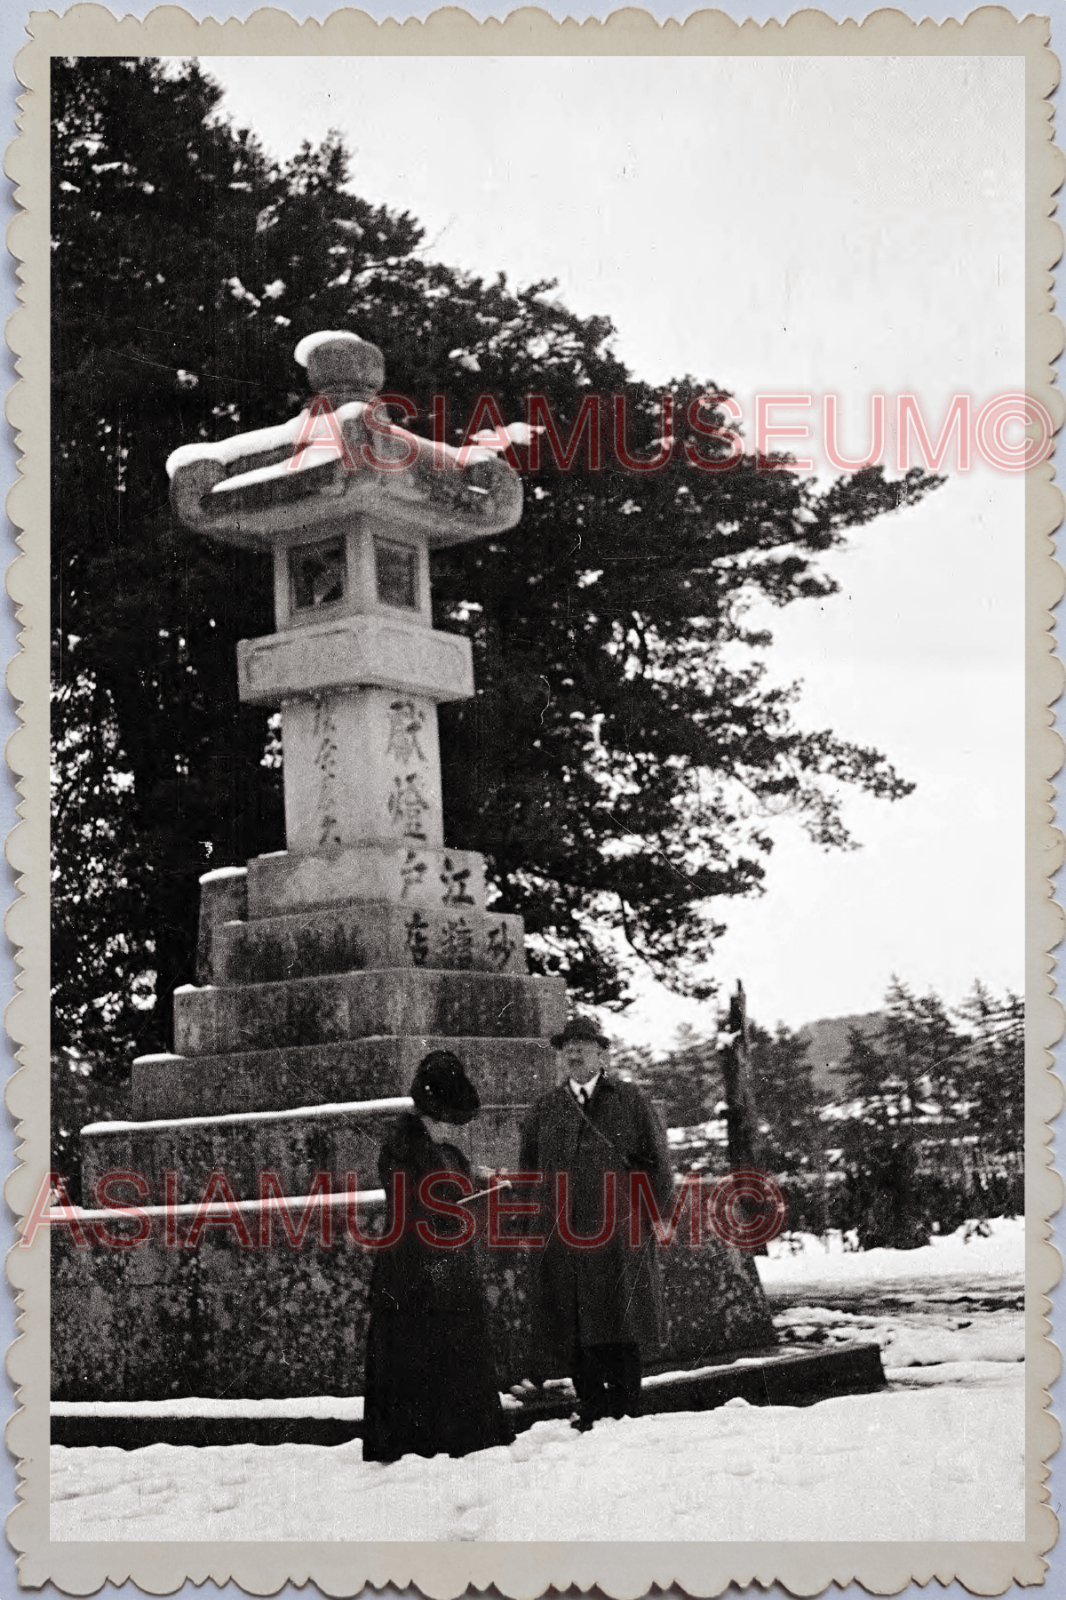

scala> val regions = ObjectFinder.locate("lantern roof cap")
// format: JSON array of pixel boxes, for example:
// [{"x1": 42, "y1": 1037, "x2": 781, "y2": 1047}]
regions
[
  {"x1": 166, "y1": 331, "x2": 523, "y2": 551},
  {"x1": 293, "y1": 330, "x2": 385, "y2": 404}
]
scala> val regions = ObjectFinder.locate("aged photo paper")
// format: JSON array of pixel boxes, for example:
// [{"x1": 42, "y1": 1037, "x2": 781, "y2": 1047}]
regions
[{"x1": 4, "y1": 3, "x2": 1063, "y2": 1594}]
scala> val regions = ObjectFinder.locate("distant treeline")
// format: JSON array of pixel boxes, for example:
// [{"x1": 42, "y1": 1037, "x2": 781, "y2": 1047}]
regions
[{"x1": 616, "y1": 977, "x2": 1024, "y2": 1250}]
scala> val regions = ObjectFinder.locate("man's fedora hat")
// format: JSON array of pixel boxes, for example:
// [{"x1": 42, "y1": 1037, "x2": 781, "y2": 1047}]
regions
[
  {"x1": 410, "y1": 1051, "x2": 481, "y2": 1125},
  {"x1": 550, "y1": 1015, "x2": 611, "y2": 1051}
]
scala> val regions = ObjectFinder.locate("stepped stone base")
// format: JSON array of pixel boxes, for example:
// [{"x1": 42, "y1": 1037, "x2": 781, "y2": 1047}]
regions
[
  {"x1": 51, "y1": 1226, "x2": 777, "y2": 1403},
  {"x1": 82, "y1": 1106, "x2": 394, "y2": 1200},
  {"x1": 65, "y1": 841, "x2": 781, "y2": 1414},
  {"x1": 174, "y1": 969, "x2": 566, "y2": 1057},
  {"x1": 132, "y1": 1036, "x2": 556, "y2": 1121},
  {"x1": 211, "y1": 901, "x2": 527, "y2": 985},
  {"x1": 82, "y1": 1097, "x2": 530, "y2": 1198},
  {"x1": 246, "y1": 844, "x2": 490, "y2": 916},
  {"x1": 197, "y1": 868, "x2": 249, "y2": 983}
]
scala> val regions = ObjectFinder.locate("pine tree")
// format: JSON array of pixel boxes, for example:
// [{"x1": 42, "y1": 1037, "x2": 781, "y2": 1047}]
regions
[
  {"x1": 840, "y1": 977, "x2": 975, "y2": 1247},
  {"x1": 613, "y1": 1026, "x2": 722, "y2": 1130},
  {"x1": 51, "y1": 57, "x2": 943, "y2": 1061},
  {"x1": 748, "y1": 1022, "x2": 821, "y2": 1171},
  {"x1": 956, "y1": 982, "x2": 1024, "y2": 1155}
]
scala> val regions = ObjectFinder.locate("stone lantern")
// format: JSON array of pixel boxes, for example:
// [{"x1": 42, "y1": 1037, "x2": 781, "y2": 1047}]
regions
[
  {"x1": 50, "y1": 332, "x2": 789, "y2": 1414},
  {"x1": 79, "y1": 331, "x2": 565, "y2": 1206},
  {"x1": 167, "y1": 329, "x2": 519, "y2": 898}
]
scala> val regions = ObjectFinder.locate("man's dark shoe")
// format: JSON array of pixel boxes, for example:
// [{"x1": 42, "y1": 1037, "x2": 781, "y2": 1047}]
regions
[
  {"x1": 570, "y1": 1413, "x2": 595, "y2": 1433},
  {"x1": 606, "y1": 1392, "x2": 643, "y2": 1420}
]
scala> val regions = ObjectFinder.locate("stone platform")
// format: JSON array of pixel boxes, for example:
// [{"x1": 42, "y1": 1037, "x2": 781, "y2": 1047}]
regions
[
  {"x1": 50, "y1": 1220, "x2": 779, "y2": 1403},
  {"x1": 172, "y1": 967, "x2": 564, "y2": 1058},
  {"x1": 63, "y1": 840, "x2": 782, "y2": 1405},
  {"x1": 50, "y1": 1343, "x2": 887, "y2": 1448},
  {"x1": 81, "y1": 1094, "x2": 537, "y2": 1195},
  {"x1": 131, "y1": 1035, "x2": 557, "y2": 1121}
]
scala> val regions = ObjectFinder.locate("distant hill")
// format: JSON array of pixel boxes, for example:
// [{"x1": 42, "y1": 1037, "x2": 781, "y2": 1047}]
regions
[{"x1": 797, "y1": 1012, "x2": 884, "y2": 1096}]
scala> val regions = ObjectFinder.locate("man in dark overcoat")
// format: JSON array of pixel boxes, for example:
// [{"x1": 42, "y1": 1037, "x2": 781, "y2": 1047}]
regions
[{"x1": 517, "y1": 1015, "x2": 674, "y2": 1427}]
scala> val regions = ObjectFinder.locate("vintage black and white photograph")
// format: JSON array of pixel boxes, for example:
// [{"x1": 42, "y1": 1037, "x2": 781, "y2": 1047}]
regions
[{"x1": 6, "y1": 6, "x2": 1060, "y2": 1591}]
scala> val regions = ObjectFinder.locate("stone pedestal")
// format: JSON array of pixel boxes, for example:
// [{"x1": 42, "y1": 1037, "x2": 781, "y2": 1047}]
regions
[
  {"x1": 51, "y1": 1220, "x2": 778, "y2": 1404},
  {"x1": 279, "y1": 691, "x2": 445, "y2": 856},
  {"x1": 82, "y1": 854, "x2": 564, "y2": 1202}
]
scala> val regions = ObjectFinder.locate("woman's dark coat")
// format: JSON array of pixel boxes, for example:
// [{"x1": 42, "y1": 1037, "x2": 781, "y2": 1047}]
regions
[
  {"x1": 362, "y1": 1111, "x2": 514, "y2": 1463},
  {"x1": 517, "y1": 1074, "x2": 675, "y2": 1371}
]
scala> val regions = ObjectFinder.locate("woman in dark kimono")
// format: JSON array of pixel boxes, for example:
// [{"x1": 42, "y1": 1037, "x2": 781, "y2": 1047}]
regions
[{"x1": 362, "y1": 1051, "x2": 515, "y2": 1463}]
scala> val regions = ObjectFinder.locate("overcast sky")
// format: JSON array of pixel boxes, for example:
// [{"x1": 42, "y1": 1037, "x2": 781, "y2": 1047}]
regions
[{"x1": 197, "y1": 53, "x2": 1026, "y2": 1038}]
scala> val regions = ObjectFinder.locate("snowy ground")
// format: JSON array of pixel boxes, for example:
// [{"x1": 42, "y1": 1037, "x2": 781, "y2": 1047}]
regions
[
  {"x1": 51, "y1": 1218, "x2": 1026, "y2": 1543},
  {"x1": 759, "y1": 1216, "x2": 1024, "y2": 1299},
  {"x1": 760, "y1": 1217, "x2": 1025, "y2": 1375}
]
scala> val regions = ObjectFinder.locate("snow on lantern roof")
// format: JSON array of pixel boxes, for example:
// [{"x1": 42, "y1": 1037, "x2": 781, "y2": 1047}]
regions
[
  {"x1": 166, "y1": 332, "x2": 523, "y2": 551},
  {"x1": 293, "y1": 329, "x2": 368, "y2": 367}
]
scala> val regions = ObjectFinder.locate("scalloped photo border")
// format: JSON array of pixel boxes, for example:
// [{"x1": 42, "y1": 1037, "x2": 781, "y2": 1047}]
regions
[{"x1": 4, "y1": 4, "x2": 1063, "y2": 1593}]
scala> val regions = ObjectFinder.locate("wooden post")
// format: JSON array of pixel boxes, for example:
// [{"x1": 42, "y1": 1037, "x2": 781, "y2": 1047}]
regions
[{"x1": 722, "y1": 980, "x2": 759, "y2": 1170}]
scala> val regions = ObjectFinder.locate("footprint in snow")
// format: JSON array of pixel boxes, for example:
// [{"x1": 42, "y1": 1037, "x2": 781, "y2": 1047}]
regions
[
  {"x1": 454, "y1": 1507, "x2": 487, "y2": 1541},
  {"x1": 771, "y1": 1460, "x2": 823, "y2": 1487},
  {"x1": 51, "y1": 1480, "x2": 120, "y2": 1503}
]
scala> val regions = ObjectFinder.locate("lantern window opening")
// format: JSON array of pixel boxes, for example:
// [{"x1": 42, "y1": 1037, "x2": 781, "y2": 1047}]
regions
[
  {"x1": 374, "y1": 538, "x2": 420, "y2": 611},
  {"x1": 289, "y1": 536, "x2": 347, "y2": 614}
]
